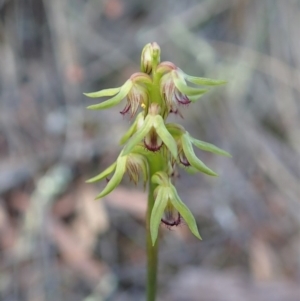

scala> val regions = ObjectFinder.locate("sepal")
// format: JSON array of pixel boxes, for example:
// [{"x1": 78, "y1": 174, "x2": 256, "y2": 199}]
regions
[
  {"x1": 181, "y1": 134, "x2": 218, "y2": 176},
  {"x1": 185, "y1": 75, "x2": 227, "y2": 86},
  {"x1": 86, "y1": 162, "x2": 117, "y2": 183},
  {"x1": 84, "y1": 87, "x2": 121, "y2": 98},
  {"x1": 150, "y1": 186, "x2": 169, "y2": 244},
  {"x1": 87, "y1": 80, "x2": 133, "y2": 110},
  {"x1": 170, "y1": 185, "x2": 201, "y2": 240},
  {"x1": 189, "y1": 135, "x2": 231, "y2": 157},
  {"x1": 91, "y1": 151, "x2": 149, "y2": 199},
  {"x1": 172, "y1": 70, "x2": 208, "y2": 97},
  {"x1": 95, "y1": 155, "x2": 127, "y2": 199}
]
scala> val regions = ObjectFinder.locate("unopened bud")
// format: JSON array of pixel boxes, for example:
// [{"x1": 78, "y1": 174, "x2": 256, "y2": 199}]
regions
[{"x1": 141, "y1": 42, "x2": 161, "y2": 74}]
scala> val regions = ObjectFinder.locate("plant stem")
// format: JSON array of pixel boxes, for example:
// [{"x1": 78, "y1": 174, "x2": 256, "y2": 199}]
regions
[
  {"x1": 146, "y1": 177, "x2": 158, "y2": 301},
  {"x1": 146, "y1": 56, "x2": 163, "y2": 301}
]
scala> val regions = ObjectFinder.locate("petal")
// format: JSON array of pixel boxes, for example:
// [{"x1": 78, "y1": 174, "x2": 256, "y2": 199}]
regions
[
  {"x1": 120, "y1": 100, "x2": 131, "y2": 115},
  {"x1": 174, "y1": 91, "x2": 191, "y2": 105},
  {"x1": 84, "y1": 87, "x2": 121, "y2": 98},
  {"x1": 179, "y1": 151, "x2": 190, "y2": 166},
  {"x1": 86, "y1": 162, "x2": 117, "y2": 183},
  {"x1": 189, "y1": 135, "x2": 232, "y2": 157},
  {"x1": 87, "y1": 80, "x2": 133, "y2": 110},
  {"x1": 95, "y1": 156, "x2": 127, "y2": 199},
  {"x1": 122, "y1": 115, "x2": 153, "y2": 155},
  {"x1": 150, "y1": 186, "x2": 169, "y2": 245},
  {"x1": 181, "y1": 134, "x2": 218, "y2": 176},
  {"x1": 153, "y1": 115, "x2": 178, "y2": 159},
  {"x1": 170, "y1": 185, "x2": 201, "y2": 240}
]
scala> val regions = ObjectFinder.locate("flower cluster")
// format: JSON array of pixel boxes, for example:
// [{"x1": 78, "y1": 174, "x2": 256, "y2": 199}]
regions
[{"x1": 85, "y1": 42, "x2": 230, "y2": 244}]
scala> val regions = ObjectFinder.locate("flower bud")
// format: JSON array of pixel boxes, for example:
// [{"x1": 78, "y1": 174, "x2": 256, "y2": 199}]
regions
[{"x1": 141, "y1": 42, "x2": 161, "y2": 74}]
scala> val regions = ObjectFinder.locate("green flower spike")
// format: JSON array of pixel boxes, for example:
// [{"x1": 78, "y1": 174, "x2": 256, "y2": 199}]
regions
[
  {"x1": 85, "y1": 42, "x2": 230, "y2": 301},
  {"x1": 150, "y1": 171, "x2": 201, "y2": 245},
  {"x1": 86, "y1": 151, "x2": 149, "y2": 199},
  {"x1": 123, "y1": 104, "x2": 178, "y2": 158},
  {"x1": 85, "y1": 72, "x2": 152, "y2": 118}
]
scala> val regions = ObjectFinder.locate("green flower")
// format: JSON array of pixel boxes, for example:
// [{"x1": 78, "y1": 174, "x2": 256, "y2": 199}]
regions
[
  {"x1": 166, "y1": 123, "x2": 231, "y2": 176},
  {"x1": 84, "y1": 73, "x2": 152, "y2": 118},
  {"x1": 157, "y1": 61, "x2": 226, "y2": 115},
  {"x1": 150, "y1": 171, "x2": 201, "y2": 245},
  {"x1": 122, "y1": 104, "x2": 178, "y2": 158},
  {"x1": 86, "y1": 151, "x2": 148, "y2": 199}
]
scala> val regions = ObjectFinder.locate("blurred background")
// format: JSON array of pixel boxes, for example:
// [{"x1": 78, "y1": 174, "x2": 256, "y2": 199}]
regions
[{"x1": 1, "y1": 0, "x2": 300, "y2": 300}]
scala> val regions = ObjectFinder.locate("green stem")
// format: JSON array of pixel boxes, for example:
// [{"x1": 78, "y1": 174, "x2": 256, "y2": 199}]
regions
[
  {"x1": 146, "y1": 152, "x2": 164, "y2": 301},
  {"x1": 146, "y1": 176, "x2": 159, "y2": 301},
  {"x1": 146, "y1": 56, "x2": 163, "y2": 301}
]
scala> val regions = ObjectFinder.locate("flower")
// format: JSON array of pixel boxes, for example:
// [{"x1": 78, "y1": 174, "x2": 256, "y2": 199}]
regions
[
  {"x1": 122, "y1": 104, "x2": 178, "y2": 158},
  {"x1": 84, "y1": 72, "x2": 152, "y2": 118},
  {"x1": 166, "y1": 123, "x2": 231, "y2": 176},
  {"x1": 157, "y1": 62, "x2": 227, "y2": 115},
  {"x1": 119, "y1": 83, "x2": 148, "y2": 117},
  {"x1": 86, "y1": 150, "x2": 148, "y2": 199},
  {"x1": 149, "y1": 171, "x2": 201, "y2": 245},
  {"x1": 160, "y1": 71, "x2": 192, "y2": 115}
]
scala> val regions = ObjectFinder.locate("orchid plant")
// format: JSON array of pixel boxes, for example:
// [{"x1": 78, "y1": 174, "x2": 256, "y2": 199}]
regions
[{"x1": 85, "y1": 42, "x2": 230, "y2": 301}]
